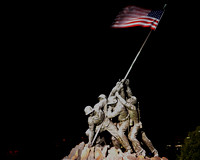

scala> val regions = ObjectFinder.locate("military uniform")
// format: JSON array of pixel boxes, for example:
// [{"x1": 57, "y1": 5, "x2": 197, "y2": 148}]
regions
[
  {"x1": 84, "y1": 105, "x2": 129, "y2": 150},
  {"x1": 122, "y1": 80, "x2": 159, "y2": 157},
  {"x1": 116, "y1": 92, "x2": 146, "y2": 156},
  {"x1": 106, "y1": 96, "x2": 133, "y2": 153}
]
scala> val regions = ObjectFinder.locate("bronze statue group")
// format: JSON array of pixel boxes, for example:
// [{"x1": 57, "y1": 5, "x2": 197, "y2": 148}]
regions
[{"x1": 84, "y1": 79, "x2": 158, "y2": 157}]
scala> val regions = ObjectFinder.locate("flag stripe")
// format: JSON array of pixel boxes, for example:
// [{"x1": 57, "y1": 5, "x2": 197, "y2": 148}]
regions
[
  {"x1": 112, "y1": 22, "x2": 158, "y2": 29},
  {"x1": 112, "y1": 18, "x2": 158, "y2": 29},
  {"x1": 114, "y1": 16, "x2": 158, "y2": 24}
]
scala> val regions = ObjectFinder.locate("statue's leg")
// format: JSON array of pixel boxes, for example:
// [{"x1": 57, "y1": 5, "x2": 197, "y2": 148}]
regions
[
  {"x1": 117, "y1": 120, "x2": 133, "y2": 153},
  {"x1": 141, "y1": 131, "x2": 158, "y2": 157},
  {"x1": 128, "y1": 124, "x2": 146, "y2": 156},
  {"x1": 106, "y1": 120, "x2": 131, "y2": 152}
]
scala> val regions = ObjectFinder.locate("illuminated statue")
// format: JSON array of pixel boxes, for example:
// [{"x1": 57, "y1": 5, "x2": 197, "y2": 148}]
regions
[{"x1": 84, "y1": 79, "x2": 159, "y2": 157}]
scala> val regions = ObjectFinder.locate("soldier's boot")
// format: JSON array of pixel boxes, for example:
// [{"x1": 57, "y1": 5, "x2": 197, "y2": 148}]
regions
[
  {"x1": 137, "y1": 148, "x2": 146, "y2": 157},
  {"x1": 151, "y1": 149, "x2": 159, "y2": 157},
  {"x1": 128, "y1": 129, "x2": 145, "y2": 156},
  {"x1": 141, "y1": 131, "x2": 158, "y2": 157},
  {"x1": 130, "y1": 138, "x2": 146, "y2": 156}
]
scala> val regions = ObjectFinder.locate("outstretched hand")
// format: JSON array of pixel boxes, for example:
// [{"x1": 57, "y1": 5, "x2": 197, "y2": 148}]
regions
[
  {"x1": 125, "y1": 79, "x2": 130, "y2": 86},
  {"x1": 116, "y1": 82, "x2": 123, "y2": 91}
]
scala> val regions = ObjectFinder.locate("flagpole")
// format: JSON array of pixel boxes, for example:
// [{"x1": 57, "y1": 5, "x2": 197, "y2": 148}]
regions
[
  {"x1": 123, "y1": 29, "x2": 152, "y2": 80},
  {"x1": 155, "y1": 4, "x2": 167, "y2": 31},
  {"x1": 123, "y1": 4, "x2": 167, "y2": 80}
]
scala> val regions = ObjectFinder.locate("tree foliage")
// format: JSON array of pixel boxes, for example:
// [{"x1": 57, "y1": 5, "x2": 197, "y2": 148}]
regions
[{"x1": 179, "y1": 126, "x2": 200, "y2": 160}]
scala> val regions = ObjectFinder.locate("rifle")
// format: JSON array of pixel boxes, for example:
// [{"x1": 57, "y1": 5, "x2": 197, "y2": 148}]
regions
[
  {"x1": 137, "y1": 102, "x2": 141, "y2": 122},
  {"x1": 91, "y1": 103, "x2": 108, "y2": 146},
  {"x1": 91, "y1": 123, "x2": 103, "y2": 146}
]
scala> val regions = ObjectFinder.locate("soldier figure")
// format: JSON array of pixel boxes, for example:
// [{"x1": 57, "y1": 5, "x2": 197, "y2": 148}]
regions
[
  {"x1": 84, "y1": 95, "x2": 132, "y2": 151},
  {"x1": 116, "y1": 79, "x2": 159, "y2": 157},
  {"x1": 106, "y1": 82, "x2": 133, "y2": 153},
  {"x1": 115, "y1": 91, "x2": 146, "y2": 156},
  {"x1": 84, "y1": 79, "x2": 158, "y2": 157}
]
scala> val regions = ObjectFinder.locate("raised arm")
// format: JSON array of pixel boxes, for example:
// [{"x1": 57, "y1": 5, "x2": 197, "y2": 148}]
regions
[
  {"x1": 125, "y1": 79, "x2": 133, "y2": 98},
  {"x1": 109, "y1": 79, "x2": 125, "y2": 98},
  {"x1": 107, "y1": 105, "x2": 121, "y2": 119},
  {"x1": 115, "y1": 91, "x2": 134, "y2": 110}
]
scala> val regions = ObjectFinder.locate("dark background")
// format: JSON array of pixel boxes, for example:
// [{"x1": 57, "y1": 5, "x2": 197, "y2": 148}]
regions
[
  {"x1": 2, "y1": 0, "x2": 200, "y2": 160},
  {"x1": 55, "y1": 0, "x2": 199, "y2": 159}
]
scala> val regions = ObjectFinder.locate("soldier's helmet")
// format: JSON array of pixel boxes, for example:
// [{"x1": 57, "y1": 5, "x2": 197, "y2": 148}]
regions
[
  {"x1": 107, "y1": 96, "x2": 117, "y2": 105},
  {"x1": 98, "y1": 94, "x2": 106, "y2": 99},
  {"x1": 84, "y1": 106, "x2": 94, "y2": 115},
  {"x1": 127, "y1": 96, "x2": 137, "y2": 104}
]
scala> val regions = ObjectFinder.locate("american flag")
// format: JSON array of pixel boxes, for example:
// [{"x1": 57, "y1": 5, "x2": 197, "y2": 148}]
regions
[{"x1": 112, "y1": 5, "x2": 164, "y2": 30}]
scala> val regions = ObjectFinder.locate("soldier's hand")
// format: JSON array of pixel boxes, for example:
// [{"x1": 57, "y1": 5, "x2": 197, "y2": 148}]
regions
[
  {"x1": 116, "y1": 83, "x2": 123, "y2": 91},
  {"x1": 119, "y1": 82, "x2": 123, "y2": 88},
  {"x1": 125, "y1": 79, "x2": 130, "y2": 86},
  {"x1": 139, "y1": 122, "x2": 143, "y2": 128},
  {"x1": 121, "y1": 79, "x2": 125, "y2": 83}
]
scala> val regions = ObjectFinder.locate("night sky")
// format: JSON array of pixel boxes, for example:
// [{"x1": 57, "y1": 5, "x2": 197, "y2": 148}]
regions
[
  {"x1": 54, "y1": 1, "x2": 199, "y2": 134},
  {"x1": 3, "y1": 0, "x2": 200, "y2": 159},
  {"x1": 54, "y1": 0, "x2": 200, "y2": 156}
]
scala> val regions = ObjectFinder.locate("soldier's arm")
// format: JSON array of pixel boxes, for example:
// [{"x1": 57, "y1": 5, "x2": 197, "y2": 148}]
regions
[
  {"x1": 125, "y1": 79, "x2": 133, "y2": 98},
  {"x1": 119, "y1": 86, "x2": 126, "y2": 99},
  {"x1": 94, "y1": 99, "x2": 106, "y2": 111},
  {"x1": 94, "y1": 102, "x2": 102, "y2": 111},
  {"x1": 108, "y1": 85, "x2": 118, "y2": 97},
  {"x1": 107, "y1": 104, "x2": 121, "y2": 119},
  {"x1": 108, "y1": 81, "x2": 124, "y2": 98},
  {"x1": 116, "y1": 92, "x2": 133, "y2": 110},
  {"x1": 126, "y1": 86, "x2": 133, "y2": 98},
  {"x1": 103, "y1": 103, "x2": 108, "y2": 116}
]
